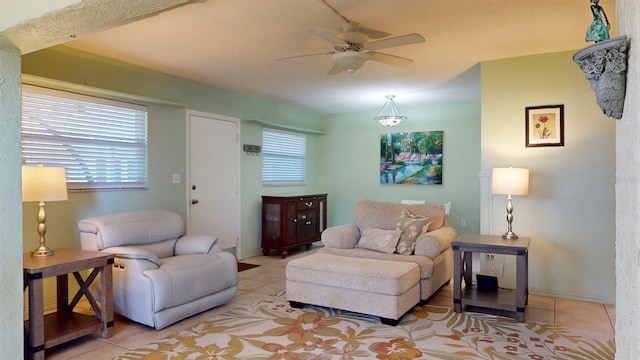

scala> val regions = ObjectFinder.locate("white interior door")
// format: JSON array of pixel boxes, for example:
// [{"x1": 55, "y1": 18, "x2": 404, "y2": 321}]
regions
[{"x1": 187, "y1": 111, "x2": 240, "y2": 255}]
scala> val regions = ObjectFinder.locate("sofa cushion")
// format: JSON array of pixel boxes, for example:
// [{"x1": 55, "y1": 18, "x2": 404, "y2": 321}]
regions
[
  {"x1": 426, "y1": 216, "x2": 445, "y2": 232},
  {"x1": 355, "y1": 228, "x2": 402, "y2": 254},
  {"x1": 353, "y1": 199, "x2": 446, "y2": 233},
  {"x1": 395, "y1": 209, "x2": 433, "y2": 255}
]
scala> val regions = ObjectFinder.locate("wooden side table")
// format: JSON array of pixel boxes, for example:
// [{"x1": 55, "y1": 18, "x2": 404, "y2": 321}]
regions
[
  {"x1": 23, "y1": 248, "x2": 115, "y2": 360},
  {"x1": 452, "y1": 234, "x2": 530, "y2": 322}
]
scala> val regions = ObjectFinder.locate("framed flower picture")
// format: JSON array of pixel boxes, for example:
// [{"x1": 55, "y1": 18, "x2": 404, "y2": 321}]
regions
[{"x1": 525, "y1": 104, "x2": 564, "y2": 147}]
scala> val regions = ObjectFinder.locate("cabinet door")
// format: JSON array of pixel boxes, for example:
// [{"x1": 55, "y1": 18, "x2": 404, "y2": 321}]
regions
[
  {"x1": 285, "y1": 201, "x2": 298, "y2": 245},
  {"x1": 264, "y1": 202, "x2": 281, "y2": 243},
  {"x1": 296, "y1": 208, "x2": 319, "y2": 241},
  {"x1": 306, "y1": 208, "x2": 319, "y2": 238}
]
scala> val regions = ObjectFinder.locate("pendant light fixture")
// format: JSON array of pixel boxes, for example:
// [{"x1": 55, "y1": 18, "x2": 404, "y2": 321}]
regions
[{"x1": 374, "y1": 95, "x2": 406, "y2": 127}]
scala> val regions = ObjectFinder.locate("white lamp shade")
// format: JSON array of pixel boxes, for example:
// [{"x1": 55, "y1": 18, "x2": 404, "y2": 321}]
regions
[
  {"x1": 491, "y1": 167, "x2": 529, "y2": 196},
  {"x1": 22, "y1": 165, "x2": 68, "y2": 202}
]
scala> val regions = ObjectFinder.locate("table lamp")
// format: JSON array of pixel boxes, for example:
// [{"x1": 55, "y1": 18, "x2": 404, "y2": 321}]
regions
[
  {"x1": 491, "y1": 166, "x2": 529, "y2": 239},
  {"x1": 22, "y1": 164, "x2": 68, "y2": 257}
]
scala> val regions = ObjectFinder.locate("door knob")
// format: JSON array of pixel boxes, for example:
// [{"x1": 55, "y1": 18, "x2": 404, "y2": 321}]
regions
[{"x1": 191, "y1": 199, "x2": 199, "y2": 204}]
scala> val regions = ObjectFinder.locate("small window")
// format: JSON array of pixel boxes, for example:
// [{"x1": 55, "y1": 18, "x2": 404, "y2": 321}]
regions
[
  {"x1": 262, "y1": 128, "x2": 306, "y2": 186},
  {"x1": 21, "y1": 85, "x2": 148, "y2": 191}
]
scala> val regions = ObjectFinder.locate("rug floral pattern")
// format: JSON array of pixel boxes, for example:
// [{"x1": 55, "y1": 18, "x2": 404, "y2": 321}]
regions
[{"x1": 115, "y1": 293, "x2": 615, "y2": 360}]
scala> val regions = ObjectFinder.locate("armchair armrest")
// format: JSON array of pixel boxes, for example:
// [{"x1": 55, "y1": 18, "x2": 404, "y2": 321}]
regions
[
  {"x1": 414, "y1": 226, "x2": 458, "y2": 259},
  {"x1": 175, "y1": 235, "x2": 218, "y2": 255},
  {"x1": 101, "y1": 246, "x2": 161, "y2": 267},
  {"x1": 321, "y1": 224, "x2": 360, "y2": 249}
]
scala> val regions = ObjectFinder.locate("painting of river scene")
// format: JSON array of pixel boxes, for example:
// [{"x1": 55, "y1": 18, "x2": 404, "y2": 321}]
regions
[{"x1": 380, "y1": 131, "x2": 443, "y2": 185}]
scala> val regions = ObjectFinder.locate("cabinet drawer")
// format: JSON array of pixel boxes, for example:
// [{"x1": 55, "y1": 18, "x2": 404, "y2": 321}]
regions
[{"x1": 297, "y1": 197, "x2": 320, "y2": 209}]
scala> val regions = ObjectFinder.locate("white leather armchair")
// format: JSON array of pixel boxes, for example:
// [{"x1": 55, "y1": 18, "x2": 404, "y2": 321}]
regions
[{"x1": 78, "y1": 210, "x2": 238, "y2": 329}]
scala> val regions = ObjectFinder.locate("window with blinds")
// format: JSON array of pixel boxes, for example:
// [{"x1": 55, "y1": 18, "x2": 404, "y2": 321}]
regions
[
  {"x1": 262, "y1": 128, "x2": 306, "y2": 186},
  {"x1": 21, "y1": 85, "x2": 148, "y2": 191}
]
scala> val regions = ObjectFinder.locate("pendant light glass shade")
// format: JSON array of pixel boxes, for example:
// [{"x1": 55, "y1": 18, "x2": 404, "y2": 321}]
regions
[{"x1": 374, "y1": 95, "x2": 406, "y2": 127}]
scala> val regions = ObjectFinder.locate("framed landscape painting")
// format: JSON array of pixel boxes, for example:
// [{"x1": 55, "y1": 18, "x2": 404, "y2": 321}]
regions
[
  {"x1": 525, "y1": 104, "x2": 564, "y2": 147},
  {"x1": 380, "y1": 131, "x2": 443, "y2": 185}
]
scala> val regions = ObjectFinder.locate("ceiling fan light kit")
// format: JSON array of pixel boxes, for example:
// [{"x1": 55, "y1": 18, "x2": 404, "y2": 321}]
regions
[
  {"x1": 331, "y1": 52, "x2": 369, "y2": 74},
  {"x1": 375, "y1": 95, "x2": 407, "y2": 127}
]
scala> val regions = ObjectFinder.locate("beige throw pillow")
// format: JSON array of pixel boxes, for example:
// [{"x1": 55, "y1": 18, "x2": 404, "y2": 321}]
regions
[
  {"x1": 395, "y1": 209, "x2": 433, "y2": 255},
  {"x1": 426, "y1": 216, "x2": 445, "y2": 232},
  {"x1": 356, "y1": 228, "x2": 403, "y2": 254}
]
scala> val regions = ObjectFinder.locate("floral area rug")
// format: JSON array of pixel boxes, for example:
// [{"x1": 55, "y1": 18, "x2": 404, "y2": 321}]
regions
[{"x1": 115, "y1": 292, "x2": 615, "y2": 360}]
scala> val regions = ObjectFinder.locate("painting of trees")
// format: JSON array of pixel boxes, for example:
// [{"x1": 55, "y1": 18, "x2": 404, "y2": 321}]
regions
[{"x1": 380, "y1": 131, "x2": 443, "y2": 185}]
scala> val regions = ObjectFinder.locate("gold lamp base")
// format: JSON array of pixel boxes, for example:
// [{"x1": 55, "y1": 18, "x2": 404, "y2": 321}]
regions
[
  {"x1": 31, "y1": 245, "x2": 55, "y2": 257},
  {"x1": 30, "y1": 201, "x2": 55, "y2": 257}
]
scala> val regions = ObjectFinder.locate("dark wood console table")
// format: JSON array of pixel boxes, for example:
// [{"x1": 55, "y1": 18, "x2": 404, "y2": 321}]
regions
[{"x1": 261, "y1": 194, "x2": 327, "y2": 258}]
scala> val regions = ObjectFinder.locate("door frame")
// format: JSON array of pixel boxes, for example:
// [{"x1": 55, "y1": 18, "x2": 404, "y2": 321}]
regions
[{"x1": 185, "y1": 109, "x2": 242, "y2": 257}]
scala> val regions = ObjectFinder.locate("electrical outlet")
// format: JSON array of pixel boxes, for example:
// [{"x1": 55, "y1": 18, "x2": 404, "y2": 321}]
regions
[
  {"x1": 461, "y1": 218, "x2": 467, "y2": 227},
  {"x1": 172, "y1": 174, "x2": 182, "y2": 184}
]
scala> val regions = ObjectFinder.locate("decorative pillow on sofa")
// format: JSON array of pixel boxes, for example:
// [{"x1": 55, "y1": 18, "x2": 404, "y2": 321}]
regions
[
  {"x1": 426, "y1": 216, "x2": 445, "y2": 232},
  {"x1": 355, "y1": 228, "x2": 403, "y2": 254},
  {"x1": 395, "y1": 209, "x2": 433, "y2": 255}
]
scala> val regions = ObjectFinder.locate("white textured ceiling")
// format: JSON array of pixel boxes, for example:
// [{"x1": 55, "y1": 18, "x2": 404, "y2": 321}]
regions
[{"x1": 62, "y1": 0, "x2": 616, "y2": 114}]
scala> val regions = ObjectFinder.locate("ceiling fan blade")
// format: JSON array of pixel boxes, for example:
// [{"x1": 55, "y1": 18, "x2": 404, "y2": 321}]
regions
[
  {"x1": 314, "y1": 30, "x2": 348, "y2": 46},
  {"x1": 273, "y1": 51, "x2": 334, "y2": 61},
  {"x1": 358, "y1": 26, "x2": 391, "y2": 39},
  {"x1": 319, "y1": 0, "x2": 390, "y2": 39},
  {"x1": 366, "y1": 33, "x2": 425, "y2": 51},
  {"x1": 327, "y1": 63, "x2": 343, "y2": 75},
  {"x1": 368, "y1": 52, "x2": 414, "y2": 67}
]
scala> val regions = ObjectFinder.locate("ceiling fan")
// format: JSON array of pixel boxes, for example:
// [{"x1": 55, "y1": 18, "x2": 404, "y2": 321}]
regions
[{"x1": 273, "y1": 1, "x2": 425, "y2": 75}]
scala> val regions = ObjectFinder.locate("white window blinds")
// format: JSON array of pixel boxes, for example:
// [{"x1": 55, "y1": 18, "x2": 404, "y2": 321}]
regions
[
  {"x1": 21, "y1": 85, "x2": 148, "y2": 191},
  {"x1": 262, "y1": 128, "x2": 306, "y2": 186}
]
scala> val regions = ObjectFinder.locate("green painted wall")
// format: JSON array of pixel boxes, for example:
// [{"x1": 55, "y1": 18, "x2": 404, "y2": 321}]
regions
[
  {"x1": 20, "y1": 45, "x2": 484, "y2": 255},
  {"x1": 20, "y1": 46, "x2": 615, "y2": 306},
  {"x1": 241, "y1": 121, "x2": 326, "y2": 256},
  {"x1": 480, "y1": 50, "x2": 615, "y2": 304},
  {"x1": 20, "y1": 46, "x2": 327, "y2": 308},
  {"x1": 319, "y1": 96, "x2": 482, "y2": 236},
  {"x1": 21, "y1": 46, "x2": 326, "y2": 261}
]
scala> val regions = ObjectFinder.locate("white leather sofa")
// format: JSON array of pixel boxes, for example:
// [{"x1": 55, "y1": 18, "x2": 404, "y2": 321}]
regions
[{"x1": 78, "y1": 210, "x2": 238, "y2": 329}]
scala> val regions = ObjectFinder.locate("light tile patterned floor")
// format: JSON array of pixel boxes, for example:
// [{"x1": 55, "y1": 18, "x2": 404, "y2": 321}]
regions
[{"x1": 43, "y1": 244, "x2": 616, "y2": 359}]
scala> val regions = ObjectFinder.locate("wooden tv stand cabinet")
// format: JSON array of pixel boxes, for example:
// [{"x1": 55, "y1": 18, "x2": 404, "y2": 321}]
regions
[{"x1": 261, "y1": 194, "x2": 327, "y2": 258}]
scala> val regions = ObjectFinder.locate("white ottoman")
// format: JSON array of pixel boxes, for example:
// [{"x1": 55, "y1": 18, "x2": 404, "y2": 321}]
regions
[{"x1": 286, "y1": 253, "x2": 420, "y2": 325}]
